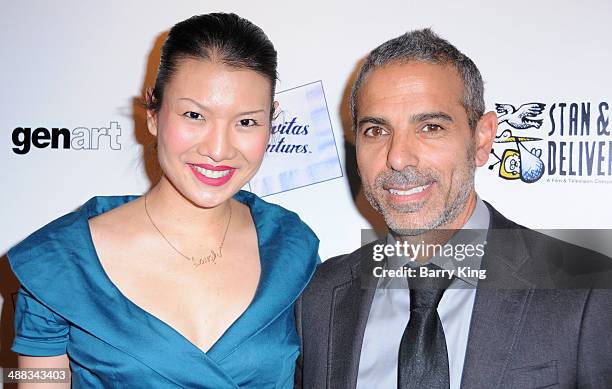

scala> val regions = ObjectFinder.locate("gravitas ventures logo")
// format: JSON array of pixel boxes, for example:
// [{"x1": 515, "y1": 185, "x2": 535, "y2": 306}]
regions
[
  {"x1": 267, "y1": 116, "x2": 311, "y2": 154},
  {"x1": 11, "y1": 121, "x2": 122, "y2": 155}
]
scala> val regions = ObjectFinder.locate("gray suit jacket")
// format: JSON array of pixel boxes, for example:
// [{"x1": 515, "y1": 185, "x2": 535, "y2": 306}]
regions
[{"x1": 295, "y1": 202, "x2": 612, "y2": 388}]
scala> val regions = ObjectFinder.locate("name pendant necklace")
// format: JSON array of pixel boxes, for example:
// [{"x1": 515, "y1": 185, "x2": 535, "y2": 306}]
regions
[{"x1": 144, "y1": 193, "x2": 232, "y2": 267}]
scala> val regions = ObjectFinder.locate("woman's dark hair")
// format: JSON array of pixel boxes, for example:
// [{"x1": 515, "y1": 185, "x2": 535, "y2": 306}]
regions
[{"x1": 146, "y1": 13, "x2": 278, "y2": 118}]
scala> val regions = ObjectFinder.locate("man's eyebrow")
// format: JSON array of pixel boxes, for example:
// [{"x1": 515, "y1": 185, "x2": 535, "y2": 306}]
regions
[
  {"x1": 411, "y1": 112, "x2": 453, "y2": 123},
  {"x1": 357, "y1": 116, "x2": 390, "y2": 127}
]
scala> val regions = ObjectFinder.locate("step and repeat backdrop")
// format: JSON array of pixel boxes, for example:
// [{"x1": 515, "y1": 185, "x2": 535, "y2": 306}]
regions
[{"x1": 1, "y1": 0, "x2": 610, "y2": 373}]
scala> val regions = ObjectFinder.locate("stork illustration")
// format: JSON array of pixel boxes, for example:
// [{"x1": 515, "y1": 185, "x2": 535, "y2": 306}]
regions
[
  {"x1": 496, "y1": 103, "x2": 546, "y2": 129},
  {"x1": 489, "y1": 129, "x2": 545, "y2": 183}
]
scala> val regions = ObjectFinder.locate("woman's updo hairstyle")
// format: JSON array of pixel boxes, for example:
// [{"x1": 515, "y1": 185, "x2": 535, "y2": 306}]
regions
[{"x1": 146, "y1": 13, "x2": 278, "y2": 119}]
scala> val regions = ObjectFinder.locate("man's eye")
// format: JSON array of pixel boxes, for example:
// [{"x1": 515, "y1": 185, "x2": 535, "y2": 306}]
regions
[
  {"x1": 183, "y1": 111, "x2": 204, "y2": 120},
  {"x1": 239, "y1": 118, "x2": 258, "y2": 127},
  {"x1": 422, "y1": 124, "x2": 443, "y2": 132},
  {"x1": 363, "y1": 126, "x2": 388, "y2": 137}
]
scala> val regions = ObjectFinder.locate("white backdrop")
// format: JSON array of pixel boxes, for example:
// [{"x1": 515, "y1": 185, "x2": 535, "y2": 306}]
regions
[{"x1": 1, "y1": 0, "x2": 611, "y2": 373}]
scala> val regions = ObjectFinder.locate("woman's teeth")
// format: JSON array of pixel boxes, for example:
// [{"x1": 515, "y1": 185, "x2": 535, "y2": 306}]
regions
[
  {"x1": 193, "y1": 165, "x2": 232, "y2": 178},
  {"x1": 389, "y1": 184, "x2": 428, "y2": 196}
]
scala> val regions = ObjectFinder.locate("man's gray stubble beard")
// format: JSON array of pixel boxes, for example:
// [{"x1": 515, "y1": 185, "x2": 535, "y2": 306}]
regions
[{"x1": 362, "y1": 143, "x2": 476, "y2": 236}]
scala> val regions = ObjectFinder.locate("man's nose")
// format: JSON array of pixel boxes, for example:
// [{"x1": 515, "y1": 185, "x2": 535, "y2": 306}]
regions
[{"x1": 386, "y1": 131, "x2": 419, "y2": 171}]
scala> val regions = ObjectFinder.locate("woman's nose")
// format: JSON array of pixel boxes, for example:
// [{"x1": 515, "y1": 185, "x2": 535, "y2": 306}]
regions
[{"x1": 196, "y1": 124, "x2": 234, "y2": 162}]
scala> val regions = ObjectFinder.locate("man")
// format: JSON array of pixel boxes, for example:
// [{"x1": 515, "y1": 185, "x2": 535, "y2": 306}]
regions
[{"x1": 296, "y1": 29, "x2": 612, "y2": 389}]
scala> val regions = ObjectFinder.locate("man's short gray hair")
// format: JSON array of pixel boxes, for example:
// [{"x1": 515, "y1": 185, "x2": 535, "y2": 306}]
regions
[{"x1": 349, "y1": 28, "x2": 485, "y2": 130}]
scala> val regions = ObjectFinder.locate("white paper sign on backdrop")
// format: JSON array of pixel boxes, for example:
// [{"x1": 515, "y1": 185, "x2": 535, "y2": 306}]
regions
[{"x1": 247, "y1": 81, "x2": 343, "y2": 197}]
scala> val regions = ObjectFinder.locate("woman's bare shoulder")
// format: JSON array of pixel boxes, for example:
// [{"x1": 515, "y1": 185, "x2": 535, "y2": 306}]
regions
[{"x1": 88, "y1": 197, "x2": 146, "y2": 241}]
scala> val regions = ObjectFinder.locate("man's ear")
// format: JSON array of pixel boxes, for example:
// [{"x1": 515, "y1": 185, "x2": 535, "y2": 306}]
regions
[
  {"x1": 353, "y1": 125, "x2": 362, "y2": 178},
  {"x1": 473, "y1": 111, "x2": 498, "y2": 167},
  {"x1": 146, "y1": 110, "x2": 158, "y2": 137}
]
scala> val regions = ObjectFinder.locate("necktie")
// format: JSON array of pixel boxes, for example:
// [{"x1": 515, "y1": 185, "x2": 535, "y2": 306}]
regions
[{"x1": 398, "y1": 263, "x2": 453, "y2": 389}]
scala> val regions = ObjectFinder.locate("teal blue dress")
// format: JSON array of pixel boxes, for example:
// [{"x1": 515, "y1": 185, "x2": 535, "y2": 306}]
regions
[{"x1": 7, "y1": 190, "x2": 319, "y2": 388}]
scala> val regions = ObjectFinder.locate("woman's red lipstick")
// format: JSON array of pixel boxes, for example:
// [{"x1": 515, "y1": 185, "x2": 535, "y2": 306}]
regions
[{"x1": 189, "y1": 163, "x2": 235, "y2": 186}]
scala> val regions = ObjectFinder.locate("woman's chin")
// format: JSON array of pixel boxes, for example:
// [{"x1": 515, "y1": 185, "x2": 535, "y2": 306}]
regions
[{"x1": 184, "y1": 184, "x2": 245, "y2": 209}]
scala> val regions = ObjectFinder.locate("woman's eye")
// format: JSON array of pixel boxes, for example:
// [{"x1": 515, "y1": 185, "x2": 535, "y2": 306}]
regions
[
  {"x1": 422, "y1": 124, "x2": 443, "y2": 132},
  {"x1": 363, "y1": 126, "x2": 388, "y2": 137},
  {"x1": 183, "y1": 111, "x2": 204, "y2": 120},
  {"x1": 239, "y1": 119, "x2": 258, "y2": 127}
]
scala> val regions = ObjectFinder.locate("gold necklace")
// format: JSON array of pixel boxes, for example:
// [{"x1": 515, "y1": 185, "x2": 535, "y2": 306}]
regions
[{"x1": 143, "y1": 193, "x2": 232, "y2": 267}]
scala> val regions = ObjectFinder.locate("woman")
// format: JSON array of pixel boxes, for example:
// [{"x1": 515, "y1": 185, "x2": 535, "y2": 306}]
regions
[{"x1": 7, "y1": 13, "x2": 318, "y2": 388}]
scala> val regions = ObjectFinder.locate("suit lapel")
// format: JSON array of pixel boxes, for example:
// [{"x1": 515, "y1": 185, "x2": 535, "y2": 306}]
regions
[
  {"x1": 328, "y1": 245, "x2": 377, "y2": 389},
  {"x1": 324, "y1": 204, "x2": 535, "y2": 389},
  {"x1": 460, "y1": 205, "x2": 535, "y2": 389}
]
